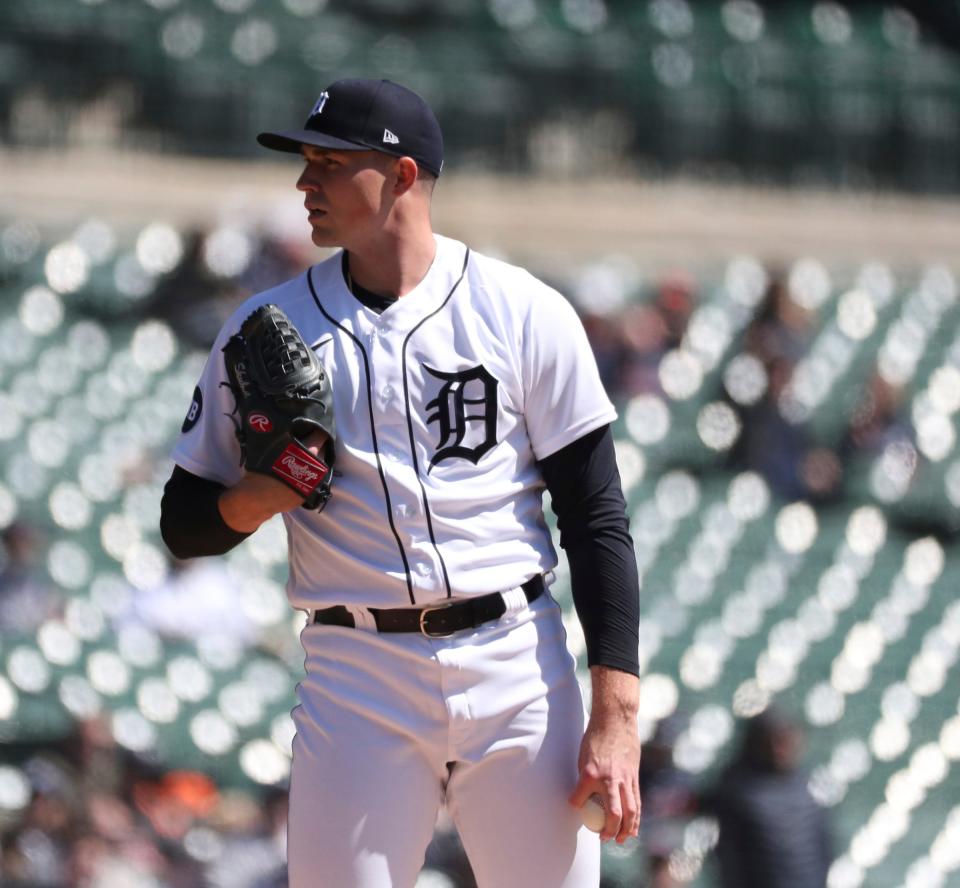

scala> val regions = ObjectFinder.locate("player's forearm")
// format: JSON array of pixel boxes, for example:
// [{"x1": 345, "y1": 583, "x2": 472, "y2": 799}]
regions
[
  {"x1": 218, "y1": 488, "x2": 272, "y2": 534},
  {"x1": 218, "y1": 474, "x2": 304, "y2": 533}
]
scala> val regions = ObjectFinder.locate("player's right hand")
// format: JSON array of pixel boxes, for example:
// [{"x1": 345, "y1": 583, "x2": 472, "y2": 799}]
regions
[
  {"x1": 570, "y1": 714, "x2": 641, "y2": 844},
  {"x1": 569, "y1": 667, "x2": 642, "y2": 844}
]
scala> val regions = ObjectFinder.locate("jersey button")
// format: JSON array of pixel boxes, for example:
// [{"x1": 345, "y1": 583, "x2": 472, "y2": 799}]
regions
[
  {"x1": 381, "y1": 384, "x2": 394, "y2": 401},
  {"x1": 394, "y1": 503, "x2": 408, "y2": 520}
]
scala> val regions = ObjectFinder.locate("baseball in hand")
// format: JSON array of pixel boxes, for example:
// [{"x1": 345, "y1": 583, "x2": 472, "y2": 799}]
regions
[{"x1": 580, "y1": 793, "x2": 606, "y2": 833}]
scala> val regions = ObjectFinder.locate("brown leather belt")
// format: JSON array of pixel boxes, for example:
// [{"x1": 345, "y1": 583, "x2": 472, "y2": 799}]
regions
[{"x1": 312, "y1": 574, "x2": 546, "y2": 638}]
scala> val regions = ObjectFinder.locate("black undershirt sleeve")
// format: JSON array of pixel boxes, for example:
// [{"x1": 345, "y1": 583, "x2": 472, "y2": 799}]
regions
[
  {"x1": 160, "y1": 465, "x2": 252, "y2": 559},
  {"x1": 538, "y1": 425, "x2": 640, "y2": 676}
]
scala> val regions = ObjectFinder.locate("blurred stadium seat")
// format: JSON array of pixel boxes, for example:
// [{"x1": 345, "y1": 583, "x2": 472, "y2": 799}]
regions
[{"x1": 1, "y1": 0, "x2": 959, "y2": 186}]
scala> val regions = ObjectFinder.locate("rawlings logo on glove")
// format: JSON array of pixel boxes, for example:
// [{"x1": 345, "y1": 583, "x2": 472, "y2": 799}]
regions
[
  {"x1": 222, "y1": 304, "x2": 336, "y2": 510},
  {"x1": 248, "y1": 413, "x2": 273, "y2": 432},
  {"x1": 274, "y1": 445, "x2": 328, "y2": 492}
]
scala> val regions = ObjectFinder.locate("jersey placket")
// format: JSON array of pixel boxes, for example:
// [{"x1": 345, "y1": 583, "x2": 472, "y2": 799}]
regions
[{"x1": 366, "y1": 313, "x2": 443, "y2": 601}]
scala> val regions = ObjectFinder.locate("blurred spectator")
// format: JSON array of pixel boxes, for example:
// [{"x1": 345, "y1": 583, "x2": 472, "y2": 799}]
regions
[
  {"x1": 205, "y1": 787, "x2": 287, "y2": 888},
  {"x1": 617, "y1": 302, "x2": 670, "y2": 395},
  {"x1": 731, "y1": 355, "x2": 843, "y2": 503},
  {"x1": 5, "y1": 781, "x2": 77, "y2": 886},
  {"x1": 579, "y1": 269, "x2": 697, "y2": 400},
  {"x1": 144, "y1": 229, "x2": 308, "y2": 349},
  {"x1": 115, "y1": 555, "x2": 259, "y2": 647},
  {"x1": 618, "y1": 272, "x2": 696, "y2": 398},
  {"x1": 703, "y1": 707, "x2": 832, "y2": 888},
  {"x1": 726, "y1": 273, "x2": 843, "y2": 503},
  {"x1": 743, "y1": 272, "x2": 817, "y2": 367},
  {"x1": 0, "y1": 522, "x2": 60, "y2": 634},
  {"x1": 639, "y1": 715, "x2": 698, "y2": 887},
  {"x1": 141, "y1": 228, "x2": 237, "y2": 348},
  {"x1": 842, "y1": 372, "x2": 913, "y2": 458},
  {"x1": 581, "y1": 308, "x2": 627, "y2": 395},
  {"x1": 655, "y1": 273, "x2": 697, "y2": 349},
  {"x1": 132, "y1": 771, "x2": 219, "y2": 842}
]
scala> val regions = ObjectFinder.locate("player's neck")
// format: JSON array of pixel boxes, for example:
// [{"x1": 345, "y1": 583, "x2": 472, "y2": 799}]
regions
[{"x1": 344, "y1": 224, "x2": 437, "y2": 300}]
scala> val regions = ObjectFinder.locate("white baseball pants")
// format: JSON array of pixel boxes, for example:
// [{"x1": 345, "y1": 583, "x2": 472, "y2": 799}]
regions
[{"x1": 287, "y1": 591, "x2": 600, "y2": 888}]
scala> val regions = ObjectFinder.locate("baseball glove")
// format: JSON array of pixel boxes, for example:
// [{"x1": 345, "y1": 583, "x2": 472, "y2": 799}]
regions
[{"x1": 221, "y1": 304, "x2": 335, "y2": 510}]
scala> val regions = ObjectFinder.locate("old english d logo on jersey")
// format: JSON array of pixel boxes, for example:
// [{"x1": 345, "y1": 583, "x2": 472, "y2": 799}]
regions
[{"x1": 424, "y1": 364, "x2": 499, "y2": 471}]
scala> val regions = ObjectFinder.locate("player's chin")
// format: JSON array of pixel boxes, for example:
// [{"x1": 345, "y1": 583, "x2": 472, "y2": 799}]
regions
[{"x1": 307, "y1": 224, "x2": 339, "y2": 248}]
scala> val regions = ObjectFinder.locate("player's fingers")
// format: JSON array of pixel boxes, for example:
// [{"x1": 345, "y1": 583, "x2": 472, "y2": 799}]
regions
[
  {"x1": 568, "y1": 771, "x2": 600, "y2": 810},
  {"x1": 599, "y1": 787, "x2": 623, "y2": 843},
  {"x1": 633, "y1": 773, "x2": 642, "y2": 832},
  {"x1": 303, "y1": 430, "x2": 329, "y2": 456},
  {"x1": 615, "y1": 779, "x2": 640, "y2": 844}
]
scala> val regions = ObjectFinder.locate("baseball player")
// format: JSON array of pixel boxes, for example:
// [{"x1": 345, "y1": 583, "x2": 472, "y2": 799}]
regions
[{"x1": 160, "y1": 78, "x2": 641, "y2": 888}]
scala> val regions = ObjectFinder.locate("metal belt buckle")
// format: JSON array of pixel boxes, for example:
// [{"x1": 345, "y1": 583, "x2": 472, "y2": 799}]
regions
[{"x1": 419, "y1": 602, "x2": 457, "y2": 638}]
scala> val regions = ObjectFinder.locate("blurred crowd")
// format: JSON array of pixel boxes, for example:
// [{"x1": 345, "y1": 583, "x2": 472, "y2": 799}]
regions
[
  {"x1": 575, "y1": 261, "x2": 922, "y2": 516},
  {"x1": 628, "y1": 706, "x2": 832, "y2": 888},
  {"x1": 0, "y1": 719, "x2": 287, "y2": 888},
  {"x1": 0, "y1": 521, "x2": 287, "y2": 888}
]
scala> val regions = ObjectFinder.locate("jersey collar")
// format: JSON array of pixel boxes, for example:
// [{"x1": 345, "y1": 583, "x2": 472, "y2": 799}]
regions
[{"x1": 312, "y1": 235, "x2": 469, "y2": 337}]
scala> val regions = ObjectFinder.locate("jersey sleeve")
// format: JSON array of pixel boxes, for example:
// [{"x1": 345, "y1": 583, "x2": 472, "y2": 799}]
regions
[
  {"x1": 521, "y1": 282, "x2": 617, "y2": 461},
  {"x1": 170, "y1": 321, "x2": 245, "y2": 487}
]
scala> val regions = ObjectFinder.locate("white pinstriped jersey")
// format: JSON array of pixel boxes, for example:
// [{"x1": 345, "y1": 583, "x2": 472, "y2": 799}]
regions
[{"x1": 172, "y1": 235, "x2": 616, "y2": 611}]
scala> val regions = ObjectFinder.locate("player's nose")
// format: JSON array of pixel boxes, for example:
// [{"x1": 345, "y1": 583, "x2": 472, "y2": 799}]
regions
[{"x1": 296, "y1": 165, "x2": 320, "y2": 192}]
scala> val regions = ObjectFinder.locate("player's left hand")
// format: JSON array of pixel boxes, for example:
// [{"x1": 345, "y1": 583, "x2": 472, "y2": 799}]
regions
[
  {"x1": 569, "y1": 669, "x2": 641, "y2": 844},
  {"x1": 222, "y1": 303, "x2": 336, "y2": 510}
]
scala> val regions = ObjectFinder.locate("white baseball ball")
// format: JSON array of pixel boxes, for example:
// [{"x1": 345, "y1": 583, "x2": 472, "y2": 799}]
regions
[{"x1": 580, "y1": 793, "x2": 606, "y2": 833}]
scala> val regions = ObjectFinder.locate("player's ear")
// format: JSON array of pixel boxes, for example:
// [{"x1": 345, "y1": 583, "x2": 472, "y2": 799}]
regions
[{"x1": 391, "y1": 156, "x2": 419, "y2": 196}]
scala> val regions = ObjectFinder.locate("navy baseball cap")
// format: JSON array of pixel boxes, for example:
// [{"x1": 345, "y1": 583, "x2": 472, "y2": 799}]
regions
[{"x1": 257, "y1": 78, "x2": 444, "y2": 177}]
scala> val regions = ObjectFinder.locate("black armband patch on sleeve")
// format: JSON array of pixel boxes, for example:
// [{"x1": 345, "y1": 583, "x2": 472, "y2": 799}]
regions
[{"x1": 181, "y1": 386, "x2": 203, "y2": 433}]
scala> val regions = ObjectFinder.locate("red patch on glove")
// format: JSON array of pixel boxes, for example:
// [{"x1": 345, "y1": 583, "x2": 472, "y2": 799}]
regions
[
  {"x1": 247, "y1": 413, "x2": 273, "y2": 433},
  {"x1": 272, "y1": 444, "x2": 329, "y2": 496}
]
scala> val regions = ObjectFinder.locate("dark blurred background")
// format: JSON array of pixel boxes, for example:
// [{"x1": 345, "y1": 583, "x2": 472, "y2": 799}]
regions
[
  {"x1": 0, "y1": 2, "x2": 959, "y2": 887},
  {"x1": 2, "y1": 0, "x2": 960, "y2": 191}
]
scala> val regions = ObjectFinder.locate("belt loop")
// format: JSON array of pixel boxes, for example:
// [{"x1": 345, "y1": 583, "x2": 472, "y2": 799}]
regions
[
  {"x1": 501, "y1": 585, "x2": 529, "y2": 615},
  {"x1": 346, "y1": 605, "x2": 378, "y2": 632}
]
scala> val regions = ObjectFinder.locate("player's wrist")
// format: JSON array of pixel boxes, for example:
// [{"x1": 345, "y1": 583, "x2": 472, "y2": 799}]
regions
[
  {"x1": 218, "y1": 479, "x2": 296, "y2": 533},
  {"x1": 588, "y1": 666, "x2": 640, "y2": 721}
]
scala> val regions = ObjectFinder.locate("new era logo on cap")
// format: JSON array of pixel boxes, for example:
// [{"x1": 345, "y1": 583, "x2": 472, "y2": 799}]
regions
[
  {"x1": 256, "y1": 79, "x2": 443, "y2": 177},
  {"x1": 311, "y1": 91, "x2": 330, "y2": 117}
]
